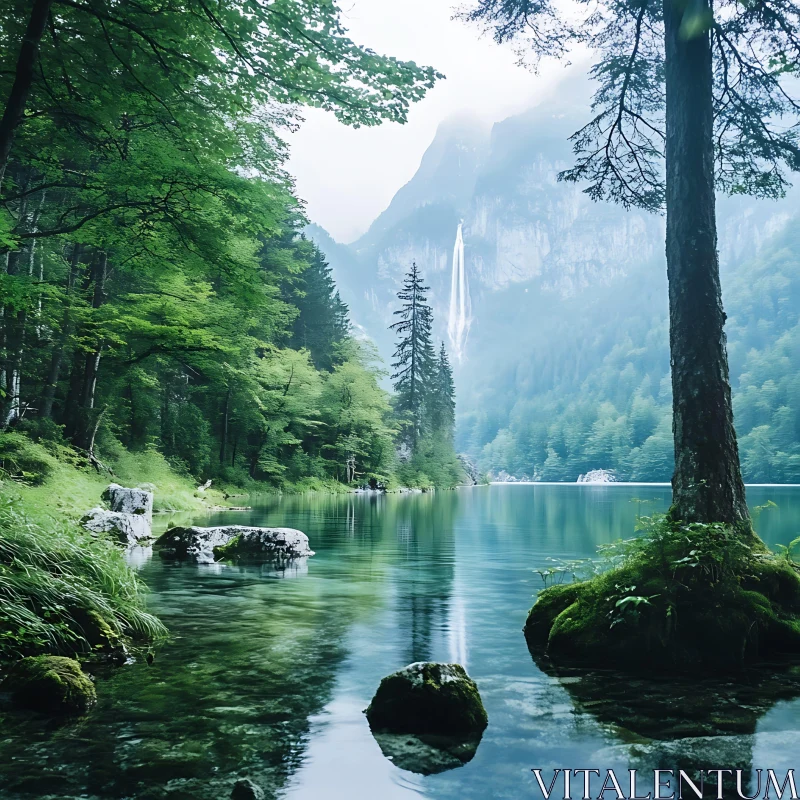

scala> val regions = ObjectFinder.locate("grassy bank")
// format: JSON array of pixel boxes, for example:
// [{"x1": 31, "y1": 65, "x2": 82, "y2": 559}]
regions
[{"x1": 0, "y1": 431, "x2": 358, "y2": 525}]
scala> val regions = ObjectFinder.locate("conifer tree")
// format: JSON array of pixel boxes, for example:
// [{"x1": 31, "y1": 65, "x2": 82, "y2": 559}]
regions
[
  {"x1": 287, "y1": 244, "x2": 349, "y2": 372},
  {"x1": 390, "y1": 262, "x2": 436, "y2": 449},
  {"x1": 428, "y1": 342, "x2": 456, "y2": 437}
]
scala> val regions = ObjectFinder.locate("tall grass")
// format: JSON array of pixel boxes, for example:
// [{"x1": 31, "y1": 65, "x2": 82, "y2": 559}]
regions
[{"x1": 0, "y1": 500, "x2": 166, "y2": 660}]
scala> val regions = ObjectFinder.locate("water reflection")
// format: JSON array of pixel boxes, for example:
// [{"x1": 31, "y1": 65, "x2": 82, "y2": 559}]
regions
[{"x1": 2, "y1": 485, "x2": 800, "y2": 799}]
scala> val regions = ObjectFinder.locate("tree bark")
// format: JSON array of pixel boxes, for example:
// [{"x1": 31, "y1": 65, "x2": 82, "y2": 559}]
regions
[
  {"x1": 70, "y1": 252, "x2": 107, "y2": 451},
  {"x1": 219, "y1": 386, "x2": 230, "y2": 465},
  {"x1": 41, "y1": 245, "x2": 83, "y2": 418},
  {"x1": 663, "y1": 0, "x2": 749, "y2": 526},
  {"x1": 0, "y1": 0, "x2": 54, "y2": 189}
]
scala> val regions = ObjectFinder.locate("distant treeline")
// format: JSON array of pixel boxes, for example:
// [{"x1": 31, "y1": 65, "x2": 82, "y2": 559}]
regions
[{"x1": 463, "y1": 221, "x2": 800, "y2": 483}]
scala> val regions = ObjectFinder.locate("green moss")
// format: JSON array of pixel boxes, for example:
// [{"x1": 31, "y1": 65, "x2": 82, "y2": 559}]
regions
[
  {"x1": 524, "y1": 582, "x2": 585, "y2": 646},
  {"x1": 366, "y1": 662, "x2": 488, "y2": 736},
  {"x1": 212, "y1": 535, "x2": 241, "y2": 561},
  {"x1": 525, "y1": 517, "x2": 800, "y2": 672},
  {"x1": 70, "y1": 608, "x2": 123, "y2": 653},
  {"x1": 2, "y1": 656, "x2": 96, "y2": 714}
]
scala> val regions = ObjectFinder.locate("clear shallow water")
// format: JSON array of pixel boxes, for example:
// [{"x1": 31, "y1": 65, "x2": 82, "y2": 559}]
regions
[{"x1": 3, "y1": 484, "x2": 800, "y2": 799}]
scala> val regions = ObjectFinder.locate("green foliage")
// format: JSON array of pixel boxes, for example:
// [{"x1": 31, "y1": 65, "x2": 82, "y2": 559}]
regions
[
  {"x1": 0, "y1": 0, "x2": 442, "y2": 493},
  {"x1": 524, "y1": 514, "x2": 800, "y2": 670},
  {"x1": 0, "y1": 500, "x2": 165, "y2": 661},
  {"x1": 0, "y1": 432, "x2": 58, "y2": 485},
  {"x1": 390, "y1": 264, "x2": 464, "y2": 488}
]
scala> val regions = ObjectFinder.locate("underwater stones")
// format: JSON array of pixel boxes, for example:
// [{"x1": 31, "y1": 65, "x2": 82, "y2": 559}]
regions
[
  {"x1": 231, "y1": 778, "x2": 265, "y2": 800},
  {"x1": 2, "y1": 656, "x2": 96, "y2": 715},
  {"x1": 102, "y1": 483, "x2": 154, "y2": 522},
  {"x1": 366, "y1": 662, "x2": 488, "y2": 736},
  {"x1": 81, "y1": 508, "x2": 151, "y2": 545},
  {"x1": 158, "y1": 525, "x2": 314, "y2": 564}
]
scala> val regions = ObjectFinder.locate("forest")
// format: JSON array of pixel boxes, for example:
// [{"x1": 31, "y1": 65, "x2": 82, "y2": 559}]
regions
[
  {"x1": 4, "y1": 0, "x2": 800, "y2": 794},
  {"x1": 0, "y1": 0, "x2": 462, "y2": 493},
  {"x1": 463, "y1": 219, "x2": 800, "y2": 484}
]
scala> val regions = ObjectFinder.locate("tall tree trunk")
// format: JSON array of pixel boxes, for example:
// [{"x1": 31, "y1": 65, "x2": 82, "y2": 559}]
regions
[
  {"x1": 0, "y1": 0, "x2": 54, "y2": 189},
  {"x1": 219, "y1": 386, "x2": 230, "y2": 465},
  {"x1": 663, "y1": 0, "x2": 749, "y2": 526},
  {"x1": 72, "y1": 252, "x2": 108, "y2": 451},
  {"x1": 41, "y1": 244, "x2": 82, "y2": 418}
]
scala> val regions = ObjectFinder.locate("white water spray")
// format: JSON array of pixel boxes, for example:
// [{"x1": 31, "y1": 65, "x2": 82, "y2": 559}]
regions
[{"x1": 447, "y1": 222, "x2": 472, "y2": 362}]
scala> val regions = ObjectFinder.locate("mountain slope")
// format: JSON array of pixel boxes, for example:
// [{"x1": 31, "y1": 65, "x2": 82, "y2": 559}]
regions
[{"x1": 309, "y1": 97, "x2": 800, "y2": 481}]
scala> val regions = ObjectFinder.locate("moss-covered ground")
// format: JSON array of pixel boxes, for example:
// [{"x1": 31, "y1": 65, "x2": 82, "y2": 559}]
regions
[{"x1": 525, "y1": 515, "x2": 800, "y2": 672}]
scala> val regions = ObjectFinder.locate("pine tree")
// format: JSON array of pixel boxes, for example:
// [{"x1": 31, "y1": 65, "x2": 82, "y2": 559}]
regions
[
  {"x1": 428, "y1": 342, "x2": 456, "y2": 437},
  {"x1": 288, "y1": 244, "x2": 350, "y2": 371},
  {"x1": 390, "y1": 262, "x2": 436, "y2": 449}
]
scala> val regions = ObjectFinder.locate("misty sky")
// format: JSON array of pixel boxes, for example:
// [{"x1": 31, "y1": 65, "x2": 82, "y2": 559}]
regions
[{"x1": 285, "y1": 0, "x2": 579, "y2": 245}]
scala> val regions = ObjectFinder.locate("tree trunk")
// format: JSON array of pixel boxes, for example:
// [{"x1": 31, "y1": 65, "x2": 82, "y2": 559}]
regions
[
  {"x1": 71, "y1": 253, "x2": 108, "y2": 451},
  {"x1": 219, "y1": 387, "x2": 230, "y2": 465},
  {"x1": 663, "y1": 0, "x2": 749, "y2": 526},
  {"x1": 0, "y1": 0, "x2": 54, "y2": 189}
]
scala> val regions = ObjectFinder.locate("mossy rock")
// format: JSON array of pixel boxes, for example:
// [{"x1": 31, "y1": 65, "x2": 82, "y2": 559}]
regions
[
  {"x1": 366, "y1": 662, "x2": 488, "y2": 736},
  {"x1": 2, "y1": 656, "x2": 96, "y2": 714},
  {"x1": 525, "y1": 554, "x2": 800, "y2": 672},
  {"x1": 69, "y1": 608, "x2": 123, "y2": 654}
]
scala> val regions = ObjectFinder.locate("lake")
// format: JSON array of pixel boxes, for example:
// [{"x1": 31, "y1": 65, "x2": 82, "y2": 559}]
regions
[{"x1": 3, "y1": 484, "x2": 800, "y2": 799}]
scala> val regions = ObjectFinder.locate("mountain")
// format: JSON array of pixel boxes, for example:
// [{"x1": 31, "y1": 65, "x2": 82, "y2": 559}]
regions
[{"x1": 308, "y1": 94, "x2": 800, "y2": 482}]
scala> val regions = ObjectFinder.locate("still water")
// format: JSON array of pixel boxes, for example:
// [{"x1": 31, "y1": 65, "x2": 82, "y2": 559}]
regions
[{"x1": 3, "y1": 484, "x2": 800, "y2": 799}]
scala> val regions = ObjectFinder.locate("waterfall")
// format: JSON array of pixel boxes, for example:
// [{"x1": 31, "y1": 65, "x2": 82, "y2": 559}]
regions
[{"x1": 447, "y1": 222, "x2": 472, "y2": 361}]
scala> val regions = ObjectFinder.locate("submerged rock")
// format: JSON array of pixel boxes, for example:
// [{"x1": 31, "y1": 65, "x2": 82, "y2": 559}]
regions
[
  {"x1": 366, "y1": 662, "x2": 488, "y2": 736},
  {"x1": 158, "y1": 525, "x2": 314, "y2": 564},
  {"x1": 2, "y1": 656, "x2": 96, "y2": 715},
  {"x1": 231, "y1": 778, "x2": 265, "y2": 800},
  {"x1": 81, "y1": 508, "x2": 151, "y2": 545},
  {"x1": 102, "y1": 483, "x2": 153, "y2": 522}
]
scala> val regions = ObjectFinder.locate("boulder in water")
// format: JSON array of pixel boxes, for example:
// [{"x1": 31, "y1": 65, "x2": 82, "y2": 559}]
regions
[
  {"x1": 366, "y1": 662, "x2": 488, "y2": 736},
  {"x1": 102, "y1": 483, "x2": 153, "y2": 522},
  {"x1": 81, "y1": 507, "x2": 152, "y2": 545},
  {"x1": 2, "y1": 656, "x2": 96, "y2": 715},
  {"x1": 158, "y1": 525, "x2": 314, "y2": 564}
]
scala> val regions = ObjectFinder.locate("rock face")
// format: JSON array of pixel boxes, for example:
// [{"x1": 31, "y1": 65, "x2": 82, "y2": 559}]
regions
[
  {"x1": 2, "y1": 656, "x2": 96, "y2": 715},
  {"x1": 103, "y1": 483, "x2": 153, "y2": 522},
  {"x1": 81, "y1": 508, "x2": 151, "y2": 545},
  {"x1": 158, "y1": 525, "x2": 314, "y2": 565},
  {"x1": 366, "y1": 662, "x2": 488, "y2": 736}
]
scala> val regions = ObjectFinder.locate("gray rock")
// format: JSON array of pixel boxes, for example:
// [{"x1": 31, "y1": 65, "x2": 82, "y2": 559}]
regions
[
  {"x1": 102, "y1": 483, "x2": 153, "y2": 523},
  {"x1": 231, "y1": 778, "x2": 265, "y2": 800},
  {"x1": 81, "y1": 508, "x2": 152, "y2": 546},
  {"x1": 157, "y1": 525, "x2": 314, "y2": 564}
]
